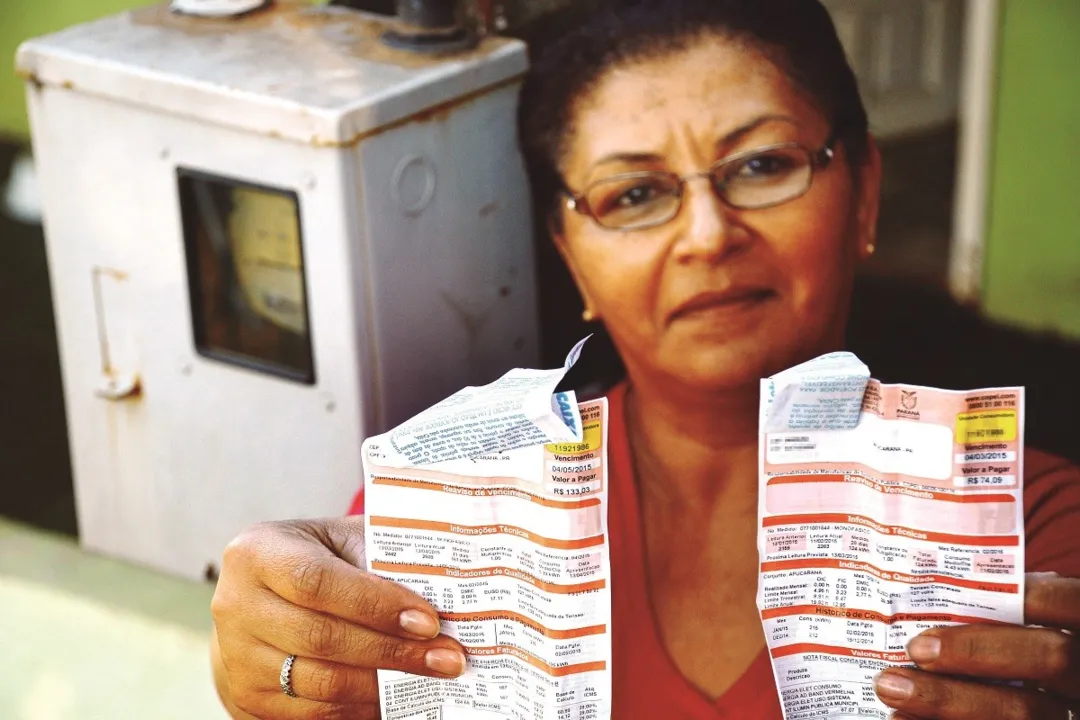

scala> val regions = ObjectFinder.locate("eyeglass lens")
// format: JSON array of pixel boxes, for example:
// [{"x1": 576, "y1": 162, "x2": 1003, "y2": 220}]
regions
[{"x1": 584, "y1": 145, "x2": 815, "y2": 229}]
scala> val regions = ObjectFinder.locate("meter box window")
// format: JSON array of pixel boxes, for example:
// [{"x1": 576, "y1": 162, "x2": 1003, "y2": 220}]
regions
[{"x1": 178, "y1": 170, "x2": 315, "y2": 384}]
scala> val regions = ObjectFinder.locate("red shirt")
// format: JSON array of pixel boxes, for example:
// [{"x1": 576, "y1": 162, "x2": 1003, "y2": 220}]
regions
[{"x1": 349, "y1": 383, "x2": 1080, "y2": 719}]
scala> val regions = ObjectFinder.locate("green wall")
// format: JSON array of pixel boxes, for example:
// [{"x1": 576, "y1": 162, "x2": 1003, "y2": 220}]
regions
[
  {"x1": 983, "y1": 1, "x2": 1080, "y2": 339},
  {"x1": 1, "y1": 0, "x2": 150, "y2": 139}
]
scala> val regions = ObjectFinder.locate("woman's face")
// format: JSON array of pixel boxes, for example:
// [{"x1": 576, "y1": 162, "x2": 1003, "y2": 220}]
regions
[{"x1": 554, "y1": 37, "x2": 881, "y2": 392}]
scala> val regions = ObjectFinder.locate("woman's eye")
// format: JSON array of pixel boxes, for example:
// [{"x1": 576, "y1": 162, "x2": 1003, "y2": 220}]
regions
[
  {"x1": 614, "y1": 183, "x2": 660, "y2": 207},
  {"x1": 588, "y1": 175, "x2": 678, "y2": 224},
  {"x1": 736, "y1": 153, "x2": 796, "y2": 178}
]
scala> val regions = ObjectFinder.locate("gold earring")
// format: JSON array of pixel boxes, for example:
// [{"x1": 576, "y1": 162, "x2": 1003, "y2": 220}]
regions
[
  {"x1": 582, "y1": 308, "x2": 597, "y2": 323},
  {"x1": 865, "y1": 243, "x2": 876, "y2": 256}
]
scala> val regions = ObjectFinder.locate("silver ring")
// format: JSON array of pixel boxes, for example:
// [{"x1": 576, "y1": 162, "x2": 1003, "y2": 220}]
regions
[{"x1": 279, "y1": 654, "x2": 298, "y2": 698}]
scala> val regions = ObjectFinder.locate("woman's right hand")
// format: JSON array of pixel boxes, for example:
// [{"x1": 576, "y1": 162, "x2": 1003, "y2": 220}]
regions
[{"x1": 211, "y1": 516, "x2": 466, "y2": 719}]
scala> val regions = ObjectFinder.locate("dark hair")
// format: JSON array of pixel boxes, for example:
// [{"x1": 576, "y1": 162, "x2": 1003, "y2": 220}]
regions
[{"x1": 516, "y1": 0, "x2": 870, "y2": 220}]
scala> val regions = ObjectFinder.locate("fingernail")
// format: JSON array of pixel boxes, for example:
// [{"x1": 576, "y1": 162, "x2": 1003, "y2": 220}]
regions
[
  {"x1": 907, "y1": 635, "x2": 941, "y2": 664},
  {"x1": 425, "y1": 648, "x2": 466, "y2": 676},
  {"x1": 399, "y1": 610, "x2": 440, "y2": 639},
  {"x1": 874, "y1": 672, "x2": 915, "y2": 701}
]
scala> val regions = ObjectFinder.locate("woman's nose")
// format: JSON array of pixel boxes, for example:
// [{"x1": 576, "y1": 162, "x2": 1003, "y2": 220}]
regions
[{"x1": 671, "y1": 177, "x2": 748, "y2": 263}]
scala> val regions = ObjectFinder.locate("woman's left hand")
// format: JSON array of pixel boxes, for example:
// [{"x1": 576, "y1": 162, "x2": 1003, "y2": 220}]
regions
[{"x1": 874, "y1": 573, "x2": 1079, "y2": 719}]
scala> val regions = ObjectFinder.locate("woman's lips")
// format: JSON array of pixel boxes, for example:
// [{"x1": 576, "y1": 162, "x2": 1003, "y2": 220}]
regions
[{"x1": 668, "y1": 288, "x2": 776, "y2": 323}]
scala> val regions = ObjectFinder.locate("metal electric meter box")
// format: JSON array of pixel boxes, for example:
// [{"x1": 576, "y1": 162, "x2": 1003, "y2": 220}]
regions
[{"x1": 17, "y1": 0, "x2": 538, "y2": 580}]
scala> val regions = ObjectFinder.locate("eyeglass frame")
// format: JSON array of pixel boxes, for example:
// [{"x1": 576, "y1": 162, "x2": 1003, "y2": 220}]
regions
[{"x1": 559, "y1": 132, "x2": 840, "y2": 231}]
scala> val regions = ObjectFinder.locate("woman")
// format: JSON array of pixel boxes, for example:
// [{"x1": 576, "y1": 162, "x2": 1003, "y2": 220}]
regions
[{"x1": 210, "y1": 1, "x2": 1080, "y2": 718}]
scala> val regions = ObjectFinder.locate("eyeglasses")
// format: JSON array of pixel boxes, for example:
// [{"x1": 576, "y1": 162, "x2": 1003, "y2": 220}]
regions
[{"x1": 562, "y1": 135, "x2": 838, "y2": 231}]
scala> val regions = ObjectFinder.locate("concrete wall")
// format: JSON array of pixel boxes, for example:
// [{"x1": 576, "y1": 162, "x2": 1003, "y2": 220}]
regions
[{"x1": 982, "y1": 1, "x2": 1080, "y2": 339}]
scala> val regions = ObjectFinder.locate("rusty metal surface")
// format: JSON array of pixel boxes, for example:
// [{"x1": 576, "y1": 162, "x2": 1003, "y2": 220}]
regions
[
  {"x1": 90, "y1": 267, "x2": 142, "y2": 402},
  {"x1": 16, "y1": 1, "x2": 527, "y2": 145},
  {"x1": 128, "y1": 1, "x2": 510, "y2": 69}
]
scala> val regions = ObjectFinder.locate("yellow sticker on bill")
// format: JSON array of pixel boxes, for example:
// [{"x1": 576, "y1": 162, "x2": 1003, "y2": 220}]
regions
[
  {"x1": 546, "y1": 420, "x2": 602, "y2": 455},
  {"x1": 955, "y1": 410, "x2": 1018, "y2": 444}
]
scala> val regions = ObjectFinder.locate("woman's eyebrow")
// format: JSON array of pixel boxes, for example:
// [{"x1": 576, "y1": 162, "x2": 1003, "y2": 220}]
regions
[
  {"x1": 585, "y1": 114, "x2": 801, "y2": 172},
  {"x1": 590, "y1": 151, "x2": 665, "y2": 169},
  {"x1": 717, "y1": 114, "x2": 799, "y2": 151}
]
